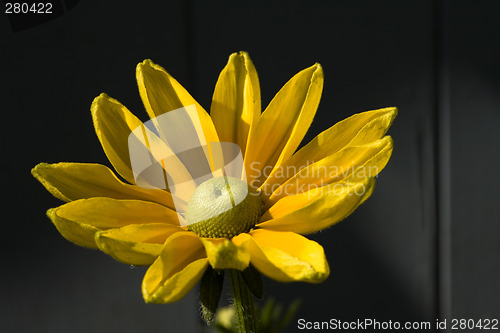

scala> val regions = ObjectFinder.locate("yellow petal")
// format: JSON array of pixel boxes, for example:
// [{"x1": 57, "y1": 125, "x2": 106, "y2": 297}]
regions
[
  {"x1": 346, "y1": 107, "x2": 398, "y2": 147},
  {"x1": 247, "y1": 229, "x2": 329, "y2": 283},
  {"x1": 264, "y1": 136, "x2": 393, "y2": 206},
  {"x1": 31, "y1": 162, "x2": 175, "y2": 209},
  {"x1": 47, "y1": 197, "x2": 182, "y2": 248},
  {"x1": 275, "y1": 107, "x2": 398, "y2": 180},
  {"x1": 91, "y1": 93, "x2": 142, "y2": 184},
  {"x1": 47, "y1": 208, "x2": 100, "y2": 249},
  {"x1": 142, "y1": 231, "x2": 208, "y2": 303},
  {"x1": 343, "y1": 137, "x2": 394, "y2": 183},
  {"x1": 53, "y1": 197, "x2": 181, "y2": 228},
  {"x1": 95, "y1": 223, "x2": 184, "y2": 266},
  {"x1": 200, "y1": 237, "x2": 250, "y2": 271},
  {"x1": 211, "y1": 51, "x2": 260, "y2": 155},
  {"x1": 258, "y1": 178, "x2": 375, "y2": 234},
  {"x1": 245, "y1": 64, "x2": 323, "y2": 187},
  {"x1": 136, "y1": 59, "x2": 219, "y2": 146}
]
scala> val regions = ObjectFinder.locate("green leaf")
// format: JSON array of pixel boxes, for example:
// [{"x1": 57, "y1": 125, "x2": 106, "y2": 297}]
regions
[
  {"x1": 200, "y1": 267, "x2": 224, "y2": 324},
  {"x1": 240, "y1": 264, "x2": 264, "y2": 299}
]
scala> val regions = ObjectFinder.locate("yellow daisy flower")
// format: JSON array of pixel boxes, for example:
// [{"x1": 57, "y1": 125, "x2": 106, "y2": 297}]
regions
[{"x1": 32, "y1": 52, "x2": 396, "y2": 310}]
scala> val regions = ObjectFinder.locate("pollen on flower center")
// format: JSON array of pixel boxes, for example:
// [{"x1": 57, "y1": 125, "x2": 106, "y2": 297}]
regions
[{"x1": 185, "y1": 176, "x2": 263, "y2": 238}]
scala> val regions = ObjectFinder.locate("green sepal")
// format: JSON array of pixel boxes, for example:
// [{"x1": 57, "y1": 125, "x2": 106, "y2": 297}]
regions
[
  {"x1": 241, "y1": 264, "x2": 264, "y2": 299},
  {"x1": 200, "y1": 266, "x2": 225, "y2": 324}
]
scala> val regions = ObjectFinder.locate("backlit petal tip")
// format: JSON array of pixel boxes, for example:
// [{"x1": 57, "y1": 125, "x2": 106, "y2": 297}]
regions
[
  {"x1": 386, "y1": 106, "x2": 398, "y2": 118},
  {"x1": 226, "y1": 51, "x2": 251, "y2": 62},
  {"x1": 236, "y1": 50, "x2": 249, "y2": 56},
  {"x1": 245, "y1": 62, "x2": 324, "y2": 187},
  {"x1": 91, "y1": 94, "x2": 143, "y2": 184},
  {"x1": 248, "y1": 230, "x2": 329, "y2": 283},
  {"x1": 211, "y1": 50, "x2": 260, "y2": 156},
  {"x1": 270, "y1": 106, "x2": 398, "y2": 185},
  {"x1": 136, "y1": 58, "x2": 190, "y2": 116},
  {"x1": 262, "y1": 136, "x2": 392, "y2": 206},
  {"x1": 136, "y1": 58, "x2": 220, "y2": 145},
  {"x1": 31, "y1": 162, "x2": 176, "y2": 208},
  {"x1": 136, "y1": 59, "x2": 162, "y2": 76},
  {"x1": 312, "y1": 62, "x2": 322, "y2": 71},
  {"x1": 32, "y1": 163, "x2": 69, "y2": 202},
  {"x1": 47, "y1": 207, "x2": 100, "y2": 249}
]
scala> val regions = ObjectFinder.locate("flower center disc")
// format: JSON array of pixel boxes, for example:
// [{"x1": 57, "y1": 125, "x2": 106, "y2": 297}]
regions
[{"x1": 185, "y1": 176, "x2": 263, "y2": 238}]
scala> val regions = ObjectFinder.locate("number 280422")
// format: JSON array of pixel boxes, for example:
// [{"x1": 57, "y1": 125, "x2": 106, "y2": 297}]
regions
[{"x1": 5, "y1": 3, "x2": 53, "y2": 14}]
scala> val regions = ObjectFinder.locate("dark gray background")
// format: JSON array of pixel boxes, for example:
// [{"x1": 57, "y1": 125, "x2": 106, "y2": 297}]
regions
[{"x1": 1, "y1": 0, "x2": 499, "y2": 332}]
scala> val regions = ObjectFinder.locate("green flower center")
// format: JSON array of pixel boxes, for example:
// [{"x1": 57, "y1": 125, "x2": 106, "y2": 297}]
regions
[{"x1": 185, "y1": 176, "x2": 263, "y2": 238}]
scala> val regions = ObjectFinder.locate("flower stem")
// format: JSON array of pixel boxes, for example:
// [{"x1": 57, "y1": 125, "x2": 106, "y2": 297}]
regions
[{"x1": 229, "y1": 269, "x2": 257, "y2": 333}]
